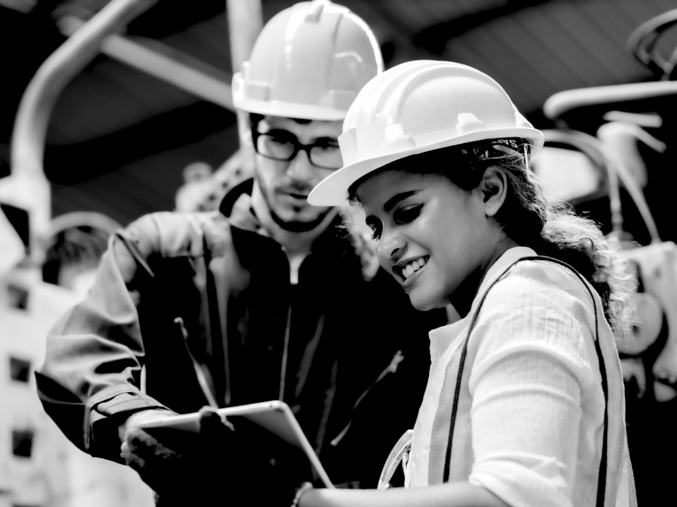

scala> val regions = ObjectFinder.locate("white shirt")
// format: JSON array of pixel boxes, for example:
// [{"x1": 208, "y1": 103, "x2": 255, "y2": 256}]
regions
[{"x1": 407, "y1": 247, "x2": 634, "y2": 507}]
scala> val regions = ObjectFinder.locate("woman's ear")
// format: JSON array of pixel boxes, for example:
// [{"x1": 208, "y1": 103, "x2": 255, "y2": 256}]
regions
[{"x1": 479, "y1": 166, "x2": 508, "y2": 217}]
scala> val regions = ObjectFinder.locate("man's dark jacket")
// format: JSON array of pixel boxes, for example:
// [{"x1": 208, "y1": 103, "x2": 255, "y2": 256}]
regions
[{"x1": 36, "y1": 181, "x2": 445, "y2": 496}]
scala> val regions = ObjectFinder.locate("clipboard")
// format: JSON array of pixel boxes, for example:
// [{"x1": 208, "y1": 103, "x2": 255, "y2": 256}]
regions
[{"x1": 136, "y1": 400, "x2": 333, "y2": 488}]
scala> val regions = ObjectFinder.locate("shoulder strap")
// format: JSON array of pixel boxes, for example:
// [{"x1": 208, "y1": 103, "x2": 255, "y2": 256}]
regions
[{"x1": 442, "y1": 256, "x2": 609, "y2": 507}]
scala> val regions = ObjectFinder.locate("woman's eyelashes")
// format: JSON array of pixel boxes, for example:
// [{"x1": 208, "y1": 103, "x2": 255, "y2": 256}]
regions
[
  {"x1": 366, "y1": 204, "x2": 423, "y2": 240},
  {"x1": 367, "y1": 218, "x2": 382, "y2": 241},
  {"x1": 393, "y1": 204, "x2": 424, "y2": 225}
]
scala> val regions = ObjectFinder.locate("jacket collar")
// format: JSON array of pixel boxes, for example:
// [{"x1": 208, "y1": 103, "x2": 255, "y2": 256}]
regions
[{"x1": 217, "y1": 179, "x2": 353, "y2": 270}]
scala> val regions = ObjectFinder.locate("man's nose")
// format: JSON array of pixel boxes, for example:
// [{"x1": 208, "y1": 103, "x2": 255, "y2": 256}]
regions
[
  {"x1": 377, "y1": 230, "x2": 406, "y2": 264},
  {"x1": 286, "y1": 149, "x2": 314, "y2": 182}
]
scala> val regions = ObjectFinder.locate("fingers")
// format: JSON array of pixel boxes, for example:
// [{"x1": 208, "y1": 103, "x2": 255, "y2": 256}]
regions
[
  {"x1": 121, "y1": 425, "x2": 183, "y2": 483},
  {"x1": 198, "y1": 407, "x2": 236, "y2": 450},
  {"x1": 121, "y1": 425, "x2": 158, "y2": 466},
  {"x1": 119, "y1": 408, "x2": 237, "y2": 498},
  {"x1": 197, "y1": 405, "x2": 233, "y2": 429}
]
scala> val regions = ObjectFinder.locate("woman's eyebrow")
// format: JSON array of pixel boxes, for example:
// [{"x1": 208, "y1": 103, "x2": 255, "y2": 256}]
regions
[{"x1": 383, "y1": 190, "x2": 420, "y2": 213}]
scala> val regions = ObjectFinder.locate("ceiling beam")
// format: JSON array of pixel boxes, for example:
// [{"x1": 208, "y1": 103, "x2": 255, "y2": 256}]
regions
[
  {"x1": 58, "y1": 15, "x2": 234, "y2": 111},
  {"x1": 413, "y1": 0, "x2": 552, "y2": 55}
]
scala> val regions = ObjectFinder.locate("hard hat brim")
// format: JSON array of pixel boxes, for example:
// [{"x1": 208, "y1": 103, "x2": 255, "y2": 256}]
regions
[
  {"x1": 308, "y1": 127, "x2": 544, "y2": 207},
  {"x1": 233, "y1": 96, "x2": 348, "y2": 122}
]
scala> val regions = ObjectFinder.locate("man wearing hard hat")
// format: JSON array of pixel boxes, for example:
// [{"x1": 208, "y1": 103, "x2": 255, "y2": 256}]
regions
[{"x1": 36, "y1": 2, "x2": 445, "y2": 506}]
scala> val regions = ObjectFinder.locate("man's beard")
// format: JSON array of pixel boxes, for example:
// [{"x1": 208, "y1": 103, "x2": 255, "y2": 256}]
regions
[
  {"x1": 269, "y1": 205, "x2": 334, "y2": 232},
  {"x1": 258, "y1": 178, "x2": 334, "y2": 232}
]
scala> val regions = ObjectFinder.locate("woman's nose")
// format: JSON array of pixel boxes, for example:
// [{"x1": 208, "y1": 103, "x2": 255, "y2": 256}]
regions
[{"x1": 377, "y1": 231, "x2": 406, "y2": 264}]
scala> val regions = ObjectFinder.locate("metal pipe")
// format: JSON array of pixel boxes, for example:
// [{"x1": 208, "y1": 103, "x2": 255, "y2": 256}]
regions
[
  {"x1": 48, "y1": 211, "x2": 122, "y2": 238},
  {"x1": 226, "y1": 0, "x2": 263, "y2": 146},
  {"x1": 8, "y1": 0, "x2": 158, "y2": 264},
  {"x1": 543, "y1": 81, "x2": 677, "y2": 122},
  {"x1": 226, "y1": 0, "x2": 263, "y2": 74}
]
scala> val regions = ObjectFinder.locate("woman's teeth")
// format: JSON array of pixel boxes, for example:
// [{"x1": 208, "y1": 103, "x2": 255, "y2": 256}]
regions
[{"x1": 402, "y1": 257, "x2": 428, "y2": 280}]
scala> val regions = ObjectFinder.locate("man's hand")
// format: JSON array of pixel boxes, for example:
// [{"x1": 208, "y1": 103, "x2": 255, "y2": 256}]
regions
[
  {"x1": 118, "y1": 407, "x2": 312, "y2": 506},
  {"x1": 119, "y1": 408, "x2": 237, "y2": 504},
  {"x1": 119, "y1": 409, "x2": 179, "y2": 477}
]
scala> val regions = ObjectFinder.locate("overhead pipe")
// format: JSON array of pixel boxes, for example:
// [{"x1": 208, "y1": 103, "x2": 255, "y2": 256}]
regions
[
  {"x1": 543, "y1": 81, "x2": 677, "y2": 126},
  {"x1": 6, "y1": 0, "x2": 158, "y2": 265}
]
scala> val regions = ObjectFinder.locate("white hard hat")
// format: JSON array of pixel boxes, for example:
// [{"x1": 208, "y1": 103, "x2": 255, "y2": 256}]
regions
[
  {"x1": 308, "y1": 60, "x2": 545, "y2": 206},
  {"x1": 232, "y1": 0, "x2": 383, "y2": 121}
]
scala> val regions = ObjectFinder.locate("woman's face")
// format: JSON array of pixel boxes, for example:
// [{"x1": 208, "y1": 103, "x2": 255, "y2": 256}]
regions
[{"x1": 356, "y1": 169, "x2": 498, "y2": 311}]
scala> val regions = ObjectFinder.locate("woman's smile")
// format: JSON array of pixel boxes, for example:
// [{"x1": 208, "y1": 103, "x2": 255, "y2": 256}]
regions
[{"x1": 396, "y1": 255, "x2": 430, "y2": 288}]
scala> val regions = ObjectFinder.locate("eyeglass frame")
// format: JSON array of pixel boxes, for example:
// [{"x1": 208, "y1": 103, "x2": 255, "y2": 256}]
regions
[{"x1": 250, "y1": 128, "x2": 342, "y2": 170}]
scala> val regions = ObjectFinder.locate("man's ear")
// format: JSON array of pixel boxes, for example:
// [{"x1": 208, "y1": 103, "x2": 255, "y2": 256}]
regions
[{"x1": 479, "y1": 166, "x2": 508, "y2": 217}]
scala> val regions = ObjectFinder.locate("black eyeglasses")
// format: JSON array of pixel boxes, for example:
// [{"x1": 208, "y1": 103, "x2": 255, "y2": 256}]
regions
[{"x1": 251, "y1": 129, "x2": 343, "y2": 170}]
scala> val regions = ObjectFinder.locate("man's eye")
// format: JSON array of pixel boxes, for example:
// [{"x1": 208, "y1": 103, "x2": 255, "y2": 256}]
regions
[
  {"x1": 268, "y1": 136, "x2": 290, "y2": 146},
  {"x1": 394, "y1": 204, "x2": 423, "y2": 225},
  {"x1": 263, "y1": 129, "x2": 296, "y2": 144},
  {"x1": 314, "y1": 143, "x2": 339, "y2": 152}
]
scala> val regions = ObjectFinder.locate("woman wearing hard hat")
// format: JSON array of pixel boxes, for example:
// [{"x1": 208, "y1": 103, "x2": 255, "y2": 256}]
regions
[{"x1": 302, "y1": 61, "x2": 637, "y2": 507}]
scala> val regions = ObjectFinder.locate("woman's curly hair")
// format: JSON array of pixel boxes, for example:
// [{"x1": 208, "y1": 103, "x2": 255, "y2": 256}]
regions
[{"x1": 348, "y1": 140, "x2": 636, "y2": 338}]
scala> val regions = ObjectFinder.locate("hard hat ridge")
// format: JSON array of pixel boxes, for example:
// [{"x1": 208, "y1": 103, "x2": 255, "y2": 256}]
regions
[
  {"x1": 304, "y1": 0, "x2": 330, "y2": 22},
  {"x1": 232, "y1": 0, "x2": 383, "y2": 121}
]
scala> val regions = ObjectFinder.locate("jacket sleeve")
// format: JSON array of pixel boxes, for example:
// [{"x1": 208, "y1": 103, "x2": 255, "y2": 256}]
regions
[{"x1": 36, "y1": 214, "x2": 174, "y2": 462}]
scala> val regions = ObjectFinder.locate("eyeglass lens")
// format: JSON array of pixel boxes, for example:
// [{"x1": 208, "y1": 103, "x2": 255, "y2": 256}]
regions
[{"x1": 255, "y1": 133, "x2": 342, "y2": 169}]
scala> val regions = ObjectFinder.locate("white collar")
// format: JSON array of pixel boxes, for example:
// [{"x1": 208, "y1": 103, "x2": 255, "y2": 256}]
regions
[
  {"x1": 429, "y1": 247, "x2": 538, "y2": 362},
  {"x1": 472, "y1": 246, "x2": 538, "y2": 311}
]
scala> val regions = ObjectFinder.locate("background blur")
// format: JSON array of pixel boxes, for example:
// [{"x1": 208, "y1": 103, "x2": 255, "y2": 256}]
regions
[
  {"x1": 1, "y1": 0, "x2": 674, "y2": 225},
  {"x1": 1, "y1": 0, "x2": 677, "y2": 506}
]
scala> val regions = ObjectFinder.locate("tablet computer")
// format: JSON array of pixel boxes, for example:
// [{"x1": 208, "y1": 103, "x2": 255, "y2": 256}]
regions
[{"x1": 136, "y1": 400, "x2": 333, "y2": 488}]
